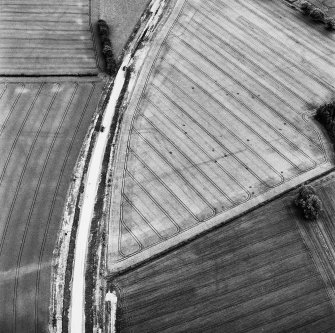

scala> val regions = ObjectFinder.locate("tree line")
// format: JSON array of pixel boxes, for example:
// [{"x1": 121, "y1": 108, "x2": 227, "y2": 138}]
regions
[
  {"x1": 300, "y1": 1, "x2": 335, "y2": 30},
  {"x1": 97, "y1": 19, "x2": 117, "y2": 75}
]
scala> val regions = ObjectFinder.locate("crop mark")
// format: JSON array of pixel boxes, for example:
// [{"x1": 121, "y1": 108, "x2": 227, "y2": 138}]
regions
[
  {"x1": 203, "y1": 0, "x2": 335, "y2": 93},
  {"x1": 166, "y1": 33, "x2": 322, "y2": 171},
  {"x1": 187, "y1": 8, "x2": 322, "y2": 112},
  {"x1": 184, "y1": 9, "x2": 329, "y2": 154},
  {"x1": 128, "y1": 150, "x2": 204, "y2": 222},
  {"x1": 119, "y1": 200, "x2": 144, "y2": 257},
  {"x1": 143, "y1": 97, "x2": 251, "y2": 200},
  {"x1": 139, "y1": 108, "x2": 242, "y2": 205},
  {"x1": 218, "y1": 0, "x2": 335, "y2": 65},
  {"x1": 248, "y1": 0, "x2": 335, "y2": 57},
  {"x1": 173, "y1": 25, "x2": 326, "y2": 162},
  {"x1": 109, "y1": 0, "x2": 335, "y2": 270},
  {"x1": 231, "y1": 0, "x2": 335, "y2": 73},
  {"x1": 153, "y1": 74, "x2": 284, "y2": 187},
  {"x1": 161, "y1": 52, "x2": 306, "y2": 178},
  {"x1": 123, "y1": 195, "x2": 167, "y2": 240},
  {"x1": 132, "y1": 127, "x2": 217, "y2": 213},
  {"x1": 124, "y1": 170, "x2": 181, "y2": 233}
]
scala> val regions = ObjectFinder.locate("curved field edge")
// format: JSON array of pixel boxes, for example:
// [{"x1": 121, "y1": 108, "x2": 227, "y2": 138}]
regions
[
  {"x1": 111, "y1": 171, "x2": 335, "y2": 332},
  {"x1": 82, "y1": 1, "x2": 176, "y2": 331},
  {"x1": 105, "y1": 0, "x2": 335, "y2": 275}
]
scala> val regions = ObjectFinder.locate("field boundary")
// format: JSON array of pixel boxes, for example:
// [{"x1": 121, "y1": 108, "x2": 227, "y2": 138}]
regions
[
  {"x1": 111, "y1": 171, "x2": 335, "y2": 332},
  {"x1": 0, "y1": 74, "x2": 99, "y2": 78},
  {"x1": 106, "y1": 167, "x2": 335, "y2": 279}
]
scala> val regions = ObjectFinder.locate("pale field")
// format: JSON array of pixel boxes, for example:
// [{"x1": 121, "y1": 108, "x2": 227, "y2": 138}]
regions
[
  {"x1": 0, "y1": 80, "x2": 103, "y2": 332},
  {"x1": 107, "y1": 0, "x2": 335, "y2": 273},
  {"x1": 0, "y1": 0, "x2": 98, "y2": 75}
]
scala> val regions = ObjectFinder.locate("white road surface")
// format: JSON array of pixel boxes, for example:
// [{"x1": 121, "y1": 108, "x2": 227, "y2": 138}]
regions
[
  {"x1": 69, "y1": 0, "x2": 165, "y2": 331},
  {"x1": 69, "y1": 57, "x2": 129, "y2": 333}
]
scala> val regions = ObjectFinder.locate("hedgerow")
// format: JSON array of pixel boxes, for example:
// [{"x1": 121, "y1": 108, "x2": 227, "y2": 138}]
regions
[
  {"x1": 97, "y1": 19, "x2": 117, "y2": 75},
  {"x1": 310, "y1": 8, "x2": 325, "y2": 21},
  {"x1": 300, "y1": 1, "x2": 315, "y2": 15},
  {"x1": 325, "y1": 18, "x2": 335, "y2": 30},
  {"x1": 300, "y1": 1, "x2": 335, "y2": 30}
]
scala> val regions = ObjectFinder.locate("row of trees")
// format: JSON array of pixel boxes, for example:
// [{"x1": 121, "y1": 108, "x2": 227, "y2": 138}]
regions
[
  {"x1": 97, "y1": 19, "x2": 117, "y2": 75},
  {"x1": 295, "y1": 185, "x2": 322, "y2": 221},
  {"x1": 300, "y1": 1, "x2": 335, "y2": 30}
]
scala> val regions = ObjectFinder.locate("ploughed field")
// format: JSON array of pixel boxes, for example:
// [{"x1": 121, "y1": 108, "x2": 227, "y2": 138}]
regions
[
  {"x1": 0, "y1": 80, "x2": 103, "y2": 332},
  {"x1": 113, "y1": 187, "x2": 335, "y2": 333},
  {"x1": 296, "y1": 173, "x2": 335, "y2": 296},
  {"x1": 0, "y1": 0, "x2": 98, "y2": 75},
  {"x1": 107, "y1": 0, "x2": 335, "y2": 273}
]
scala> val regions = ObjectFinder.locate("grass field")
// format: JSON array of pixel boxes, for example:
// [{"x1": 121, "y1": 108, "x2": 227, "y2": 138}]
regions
[
  {"x1": 0, "y1": 0, "x2": 98, "y2": 75},
  {"x1": 0, "y1": 79, "x2": 103, "y2": 332},
  {"x1": 113, "y1": 183, "x2": 335, "y2": 332},
  {"x1": 99, "y1": 0, "x2": 151, "y2": 60},
  {"x1": 107, "y1": 0, "x2": 335, "y2": 273}
]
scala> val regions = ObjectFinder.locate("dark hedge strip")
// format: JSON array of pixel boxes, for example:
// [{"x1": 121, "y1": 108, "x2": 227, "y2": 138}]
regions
[{"x1": 97, "y1": 20, "x2": 118, "y2": 75}]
